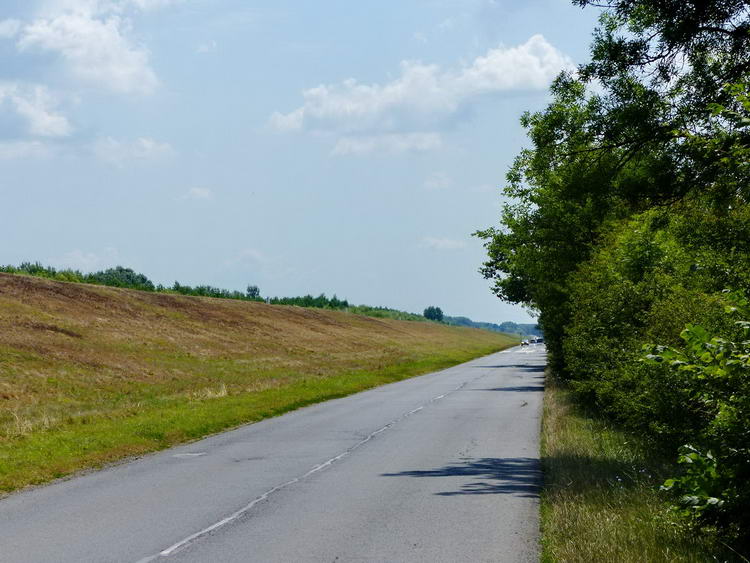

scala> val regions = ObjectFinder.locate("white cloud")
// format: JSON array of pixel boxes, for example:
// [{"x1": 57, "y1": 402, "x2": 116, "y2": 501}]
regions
[
  {"x1": 0, "y1": 82, "x2": 71, "y2": 137},
  {"x1": 272, "y1": 35, "x2": 572, "y2": 154},
  {"x1": 0, "y1": 19, "x2": 21, "y2": 38},
  {"x1": 12, "y1": 0, "x2": 177, "y2": 96},
  {"x1": 421, "y1": 237, "x2": 467, "y2": 250},
  {"x1": 183, "y1": 187, "x2": 214, "y2": 200},
  {"x1": 424, "y1": 171, "x2": 452, "y2": 190},
  {"x1": 93, "y1": 136, "x2": 174, "y2": 165},
  {"x1": 332, "y1": 132, "x2": 441, "y2": 156},
  {"x1": 18, "y1": 11, "x2": 157, "y2": 95},
  {"x1": 0, "y1": 141, "x2": 52, "y2": 160}
]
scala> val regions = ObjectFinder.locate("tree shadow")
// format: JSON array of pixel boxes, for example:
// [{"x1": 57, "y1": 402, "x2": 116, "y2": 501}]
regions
[
  {"x1": 382, "y1": 457, "x2": 541, "y2": 498},
  {"x1": 471, "y1": 373, "x2": 545, "y2": 393},
  {"x1": 472, "y1": 364, "x2": 546, "y2": 371},
  {"x1": 472, "y1": 385, "x2": 545, "y2": 392}
]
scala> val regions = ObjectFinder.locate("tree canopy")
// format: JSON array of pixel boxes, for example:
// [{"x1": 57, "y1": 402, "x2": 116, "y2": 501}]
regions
[
  {"x1": 423, "y1": 306, "x2": 444, "y2": 322},
  {"x1": 477, "y1": 0, "x2": 750, "y2": 547}
]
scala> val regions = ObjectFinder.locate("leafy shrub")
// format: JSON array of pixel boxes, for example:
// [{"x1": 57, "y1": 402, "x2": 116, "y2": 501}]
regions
[
  {"x1": 559, "y1": 206, "x2": 749, "y2": 547},
  {"x1": 644, "y1": 292, "x2": 750, "y2": 544},
  {"x1": 89, "y1": 267, "x2": 155, "y2": 291},
  {"x1": 423, "y1": 306, "x2": 444, "y2": 322}
]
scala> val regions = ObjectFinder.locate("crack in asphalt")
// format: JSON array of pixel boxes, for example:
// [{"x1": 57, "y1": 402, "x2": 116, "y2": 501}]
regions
[{"x1": 135, "y1": 366, "x2": 501, "y2": 562}]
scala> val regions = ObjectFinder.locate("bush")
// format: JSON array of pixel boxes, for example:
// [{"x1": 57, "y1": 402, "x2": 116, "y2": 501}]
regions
[
  {"x1": 644, "y1": 293, "x2": 750, "y2": 545},
  {"x1": 89, "y1": 267, "x2": 155, "y2": 291},
  {"x1": 559, "y1": 205, "x2": 750, "y2": 547},
  {"x1": 424, "y1": 306, "x2": 444, "y2": 322}
]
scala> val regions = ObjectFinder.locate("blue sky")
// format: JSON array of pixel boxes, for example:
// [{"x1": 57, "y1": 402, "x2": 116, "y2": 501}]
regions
[{"x1": 0, "y1": 0, "x2": 599, "y2": 323}]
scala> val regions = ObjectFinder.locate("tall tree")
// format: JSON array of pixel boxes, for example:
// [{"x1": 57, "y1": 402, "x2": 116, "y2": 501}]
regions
[{"x1": 423, "y1": 306, "x2": 444, "y2": 322}]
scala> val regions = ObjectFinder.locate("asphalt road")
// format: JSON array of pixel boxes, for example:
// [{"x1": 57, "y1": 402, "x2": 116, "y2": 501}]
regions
[{"x1": 0, "y1": 344, "x2": 546, "y2": 563}]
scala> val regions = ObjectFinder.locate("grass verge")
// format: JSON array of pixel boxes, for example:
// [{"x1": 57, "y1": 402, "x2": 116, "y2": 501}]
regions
[
  {"x1": 0, "y1": 349, "x2": 503, "y2": 493},
  {"x1": 0, "y1": 273, "x2": 516, "y2": 493},
  {"x1": 540, "y1": 376, "x2": 735, "y2": 562}
]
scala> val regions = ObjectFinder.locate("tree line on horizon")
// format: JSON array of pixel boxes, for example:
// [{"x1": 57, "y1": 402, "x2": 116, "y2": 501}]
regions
[
  {"x1": 0, "y1": 262, "x2": 350, "y2": 308},
  {"x1": 0, "y1": 262, "x2": 526, "y2": 334},
  {"x1": 477, "y1": 0, "x2": 750, "y2": 548}
]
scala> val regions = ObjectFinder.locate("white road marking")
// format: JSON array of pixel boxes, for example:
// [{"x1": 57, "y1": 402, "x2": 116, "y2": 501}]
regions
[
  {"x1": 135, "y1": 376, "x2": 482, "y2": 562},
  {"x1": 172, "y1": 453, "x2": 207, "y2": 459}
]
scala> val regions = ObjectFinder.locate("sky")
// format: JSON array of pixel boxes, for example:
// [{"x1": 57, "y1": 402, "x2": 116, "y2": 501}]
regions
[{"x1": 0, "y1": 0, "x2": 600, "y2": 324}]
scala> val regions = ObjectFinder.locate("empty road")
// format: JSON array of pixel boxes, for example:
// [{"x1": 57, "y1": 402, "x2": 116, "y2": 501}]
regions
[{"x1": 0, "y1": 344, "x2": 545, "y2": 563}]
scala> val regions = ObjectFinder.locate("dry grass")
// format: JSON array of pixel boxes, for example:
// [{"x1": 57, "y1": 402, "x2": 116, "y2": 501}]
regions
[
  {"x1": 540, "y1": 376, "x2": 734, "y2": 562},
  {"x1": 0, "y1": 273, "x2": 516, "y2": 492}
]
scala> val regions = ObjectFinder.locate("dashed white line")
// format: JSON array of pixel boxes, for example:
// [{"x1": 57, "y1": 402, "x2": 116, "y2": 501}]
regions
[{"x1": 135, "y1": 378, "x2": 478, "y2": 562}]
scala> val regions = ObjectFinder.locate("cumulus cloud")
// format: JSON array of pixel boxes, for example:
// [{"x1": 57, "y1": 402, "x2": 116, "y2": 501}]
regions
[
  {"x1": 421, "y1": 237, "x2": 467, "y2": 250},
  {"x1": 11, "y1": 0, "x2": 177, "y2": 95},
  {"x1": 0, "y1": 82, "x2": 71, "y2": 137},
  {"x1": 18, "y1": 13, "x2": 157, "y2": 95},
  {"x1": 93, "y1": 136, "x2": 174, "y2": 165},
  {"x1": 271, "y1": 35, "x2": 573, "y2": 154}
]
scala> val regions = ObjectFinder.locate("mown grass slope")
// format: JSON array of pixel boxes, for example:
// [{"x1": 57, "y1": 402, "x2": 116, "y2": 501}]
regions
[{"x1": 0, "y1": 273, "x2": 516, "y2": 493}]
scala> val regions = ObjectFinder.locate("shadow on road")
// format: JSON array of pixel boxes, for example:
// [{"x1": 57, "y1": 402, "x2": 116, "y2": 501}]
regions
[
  {"x1": 382, "y1": 457, "x2": 540, "y2": 498},
  {"x1": 472, "y1": 385, "x2": 544, "y2": 392},
  {"x1": 472, "y1": 364, "x2": 546, "y2": 371}
]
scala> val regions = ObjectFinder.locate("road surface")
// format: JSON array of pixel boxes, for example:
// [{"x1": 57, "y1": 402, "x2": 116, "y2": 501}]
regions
[{"x1": 0, "y1": 344, "x2": 545, "y2": 563}]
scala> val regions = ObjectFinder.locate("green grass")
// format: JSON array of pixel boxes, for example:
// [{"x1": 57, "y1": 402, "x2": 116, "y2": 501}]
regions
[
  {"x1": 0, "y1": 272, "x2": 517, "y2": 494},
  {"x1": 540, "y1": 377, "x2": 736, "y2": 562},
  {"x1": 0, "y1": 342, "x2": 509, "y2": 493}
]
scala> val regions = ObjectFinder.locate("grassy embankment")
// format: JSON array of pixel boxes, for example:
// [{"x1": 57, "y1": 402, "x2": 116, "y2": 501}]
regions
[
  {"x1": 540, "y1": 376, "x2": 736, "y2": 562},
  {"x1": 0, "y1": 273, "x2": 516, "y2": 493}
]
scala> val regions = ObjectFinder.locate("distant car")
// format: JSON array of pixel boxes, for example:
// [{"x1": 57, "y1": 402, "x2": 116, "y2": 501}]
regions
[{"x1": 520, "y1": 340, "x2": 529, "y2": 346}]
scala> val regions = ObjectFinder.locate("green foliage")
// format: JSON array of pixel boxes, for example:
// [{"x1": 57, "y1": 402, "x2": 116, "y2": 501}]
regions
[
  {"x1": 0, "y1": 262, "x2": 462, "y2": 325},
  {"x1": 345, "y1": 305, "x2": 425, "y2": 322},
  {"x1": 170, "y1": 280, "x2": 262, "y2": 301},
  {"x1": 0, "y1": 262, "x2": 155, "y2": 291},
  {"x1": 477, "y1": 0, "x2": 750, "y2": 549},
  {"x1": 268, "y1": 294, "x2": 349, "y2": 309},
  {"x1": 90, "y1": 266, "x2": 155, "y2": 291},
  {"x1": 642, "y1": 293, "x2": 750, "y2": 537},
  {"x1": 423, "y1": 306, "x2": 444, "y2": 322},
  {"x1": 444, "y1": 316, "x2": 540, "y2": 337},
  {"x1": 661, "y1": 446, "x2": 724, "y2": 519}
]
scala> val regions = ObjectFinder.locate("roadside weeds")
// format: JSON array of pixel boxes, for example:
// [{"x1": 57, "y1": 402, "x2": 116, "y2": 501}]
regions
[{"x1": 539, "y1": 375, "x2": 733, "y2": 562}]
